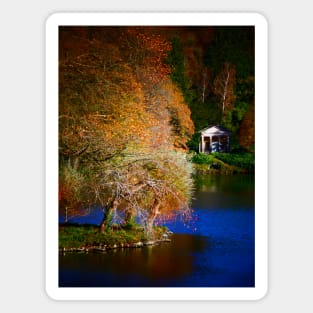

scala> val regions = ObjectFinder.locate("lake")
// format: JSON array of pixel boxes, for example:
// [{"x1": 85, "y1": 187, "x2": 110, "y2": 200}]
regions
[{"x1": 59, "y1": 174, "x2": 255, "y2": 287}]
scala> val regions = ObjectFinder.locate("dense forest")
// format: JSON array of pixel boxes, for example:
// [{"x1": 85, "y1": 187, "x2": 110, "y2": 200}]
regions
[
  {"x1": 165, "y1": 26, "x2": 255, "y2": 151},
  {"x1": 59, "y1": 26, "x2": 255, "y2": 238}
]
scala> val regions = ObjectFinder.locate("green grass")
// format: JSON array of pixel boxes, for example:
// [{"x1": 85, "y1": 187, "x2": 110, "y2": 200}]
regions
[
  {"x1": 213, "y1": 152, "x2": 254, "y2": 171},
  {"x1": 191, "y1": 152, "x2": 254, "y2": 173},
  {"x1": 191, "y1": 153, "x2": 215, "y2": 165},
  {"x1": 59, "y1": 224, "x2": 168, "y2": 249}
]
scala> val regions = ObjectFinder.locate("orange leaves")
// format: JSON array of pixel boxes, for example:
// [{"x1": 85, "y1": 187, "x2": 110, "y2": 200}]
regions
[
  {"x1": 148, "y1": 80, "x2": 194, "y2": 151},
  {"x1": 120, "y1": 28, "x2": 172, "y2": 87},
  {"x1": 59, "y1": 27, "x2": 194, "y2": 227},
  {"x1": 59, "y1": 26, "x2": 193, "y2": 157},
  {"x1": 121, "y1": 28, "x2": 171, "y2": 57}
]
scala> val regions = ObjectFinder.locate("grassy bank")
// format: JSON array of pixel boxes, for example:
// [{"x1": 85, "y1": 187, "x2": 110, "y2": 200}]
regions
[
  {"x1": 191, "y1": 152, "x2": 254, "y2": 174},
  {"x1": 59, "y1": 223, "x2": 169, "y2": 250}
]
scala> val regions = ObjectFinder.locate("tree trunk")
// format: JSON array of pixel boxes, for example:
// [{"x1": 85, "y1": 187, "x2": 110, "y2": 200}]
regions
[
  {"x1": 99, "y1": 198, "x2": 119, "y2": 233},
  {"x1": 145, "y1": 198, "x2": 161, "y2": 239}
]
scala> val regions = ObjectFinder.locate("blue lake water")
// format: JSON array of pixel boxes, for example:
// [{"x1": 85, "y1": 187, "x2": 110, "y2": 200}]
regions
[{"x1": 59, "y1": 174, "x2": 255, "y2": 287}]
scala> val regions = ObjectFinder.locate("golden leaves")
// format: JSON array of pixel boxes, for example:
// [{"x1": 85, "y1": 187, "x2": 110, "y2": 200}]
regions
[{"x1": 59, "y1": 27, "x2": 194, "y2": 226}]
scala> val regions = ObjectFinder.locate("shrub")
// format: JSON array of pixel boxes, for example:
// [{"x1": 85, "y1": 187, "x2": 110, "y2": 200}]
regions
[
  {"x1": 213, "y1": 152, "x2": 254, "y2": 171},
  {"x1": 191, "y1": 153, "x2": 215, "y2": 165}
]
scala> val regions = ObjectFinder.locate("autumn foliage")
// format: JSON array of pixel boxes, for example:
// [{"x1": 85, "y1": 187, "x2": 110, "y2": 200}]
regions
[{"x1": 59, "y1": 27, "x2": 194, "y2": 238}]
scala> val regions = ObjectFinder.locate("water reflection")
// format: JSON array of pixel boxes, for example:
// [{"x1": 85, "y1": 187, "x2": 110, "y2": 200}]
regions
[
  {"x1": 59, "y1": 175, "x2": 255, "y2": 287},
  {"x1": 59, "y1": 234, "x2": 209, "y2": 287},
  {"x1": 192, "y1": 174, "x2": 255, "y2": 210}
]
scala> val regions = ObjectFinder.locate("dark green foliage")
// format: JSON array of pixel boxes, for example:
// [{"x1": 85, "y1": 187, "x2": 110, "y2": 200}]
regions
[
  {"x1": 191, "y1": 152, "x2": 254, "y2": 172},
  {"x1": 205, "y1": 26, "x2": 255, "y2": 79},
  {"x1": 191, "y1": 153, "x2": 215, "y2": 165},
  {"x1": 236, "y1": 77, "x2": 255, "y2": 103},
  {"x1": 203, "y1": 27, "x2": 255, "y2": 149},
  {"x1": 187, "y1": 96, "x2": 219, "y2": 131},
  {"x1": 167, "y1": 36, "x2": 198, "y2": 120},
  {"x1": 213, "y1": 152, "x2": 255, "y2": 171},
  {"x1": 222, "y1": 100, "x2": 249, "y2": 133},
  {"x1": 123, "y1": 216, "x2": 138, "y2": 230},
  {"x1": 167, "y1": 36, "x2": 191, "y2": 93},
  {"x1": 167, "y1": 28, "x2": 255, "y2": 155},
  {"x1": 187, "y1": 132, "x2": 201, "y2": 151}
]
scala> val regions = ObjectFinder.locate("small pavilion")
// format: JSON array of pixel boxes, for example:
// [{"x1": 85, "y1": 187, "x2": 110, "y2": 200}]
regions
[{"x1": 199, "y1": 125, "x2": 231, "y2": 153}]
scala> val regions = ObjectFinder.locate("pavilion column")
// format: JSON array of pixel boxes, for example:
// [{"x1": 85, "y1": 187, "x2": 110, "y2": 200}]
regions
[
  {"x1": 227, "y1": 136, "x2": 230, "y2": 152},
  {"x1": 209, "y1": 136, "x2": 212, "y2": 153},
  {"x1": 201, "y1": 135, "x2": 204, "y2": 153}
]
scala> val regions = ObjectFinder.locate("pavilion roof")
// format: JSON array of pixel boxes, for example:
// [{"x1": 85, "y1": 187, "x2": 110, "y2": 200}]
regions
[{"x1": 199, "y1": 125, "x2": 231, "y2": 136}]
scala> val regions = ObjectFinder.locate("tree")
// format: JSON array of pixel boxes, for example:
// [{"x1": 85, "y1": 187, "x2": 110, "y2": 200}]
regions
[
  {"x1": 140, "y1": 151, "x2": 193, "y2": 237},
  {"x1": 59, "y1": 27, "x2": 153, "y2": 222},
  {"x1": 95, "y1": 150, "x2": 193, "y2": 238},
  {"x1": 205, "y1": 26, "x2": 254, "y2": 79},
  {"x1": 200, "y1": 67, "x2": 211, "y2": 103},
  {"x1": 158, "y1": 79, "x2": 194, "y2": 150},
  {"x1": 213, "y1": 62, "x2": 236, "y2": 120},
  {"x1": 58, "y1": 165, "x2": 89, "y2": 223},
  {"x1": 237, "y1": 103, "x2": 255, "y2": 152},
  {"x1": 119, "y1": 28, "x2": 172, "y2": 89},
  {"x1": 204, "y1": 26, "x2": 254, "y2": 144},
  {"x1": 167, "y1": 36, "x2": 191, "y2": 94},
  {"x1": 58, "y1": 27, "x2": 195, "y2": 238}
]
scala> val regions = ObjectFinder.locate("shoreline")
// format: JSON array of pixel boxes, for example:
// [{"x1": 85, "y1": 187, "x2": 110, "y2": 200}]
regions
[
  {"x1": 193, "y1": 163, "x2": 254, "y2": 175},
  {"x1": 190, "y1": 151, "x2": 255, "y2": 175},
  {"x1": 59, "y1": 237, "x2": 172, "y2": 254},
  {"x1": 59, "y1": 224, "x2": 173, "y2": 253}
]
